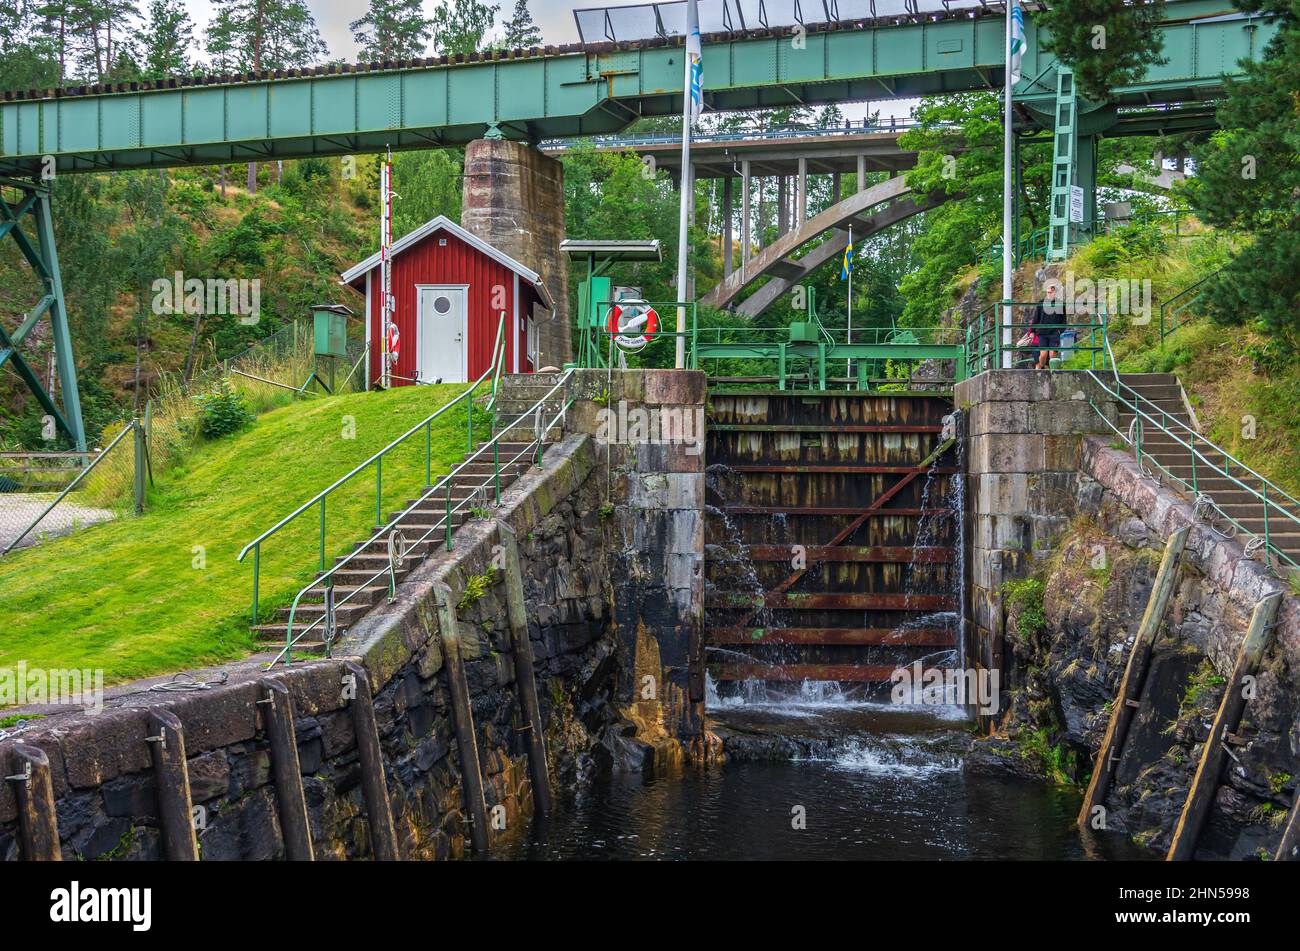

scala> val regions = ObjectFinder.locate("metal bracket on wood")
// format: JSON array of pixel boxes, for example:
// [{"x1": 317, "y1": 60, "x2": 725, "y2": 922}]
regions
[
  {"x1": 433, "y1": 582, "x2": 491, "y2": 852},
  {"x1": 1167, "y1": 592, "x2": 1283, "y2": 861},
  {"x1": 1078, "y1": 526, "x2": 1189, "y2": 830},
  {"x1": 497, "y1": 522, "x2": 553, "y2": 817}
]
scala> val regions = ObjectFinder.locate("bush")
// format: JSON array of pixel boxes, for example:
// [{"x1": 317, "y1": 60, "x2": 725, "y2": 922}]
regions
[{"x1": 193, "y1": 380, "x2": 254, "y2": 439}]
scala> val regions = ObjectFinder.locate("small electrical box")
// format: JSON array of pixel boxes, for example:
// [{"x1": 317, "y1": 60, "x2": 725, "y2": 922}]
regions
[
  {"x1": 311, "y1": 304, "x2": 352, "y2": 358},
  {"x1": 788, "y1": 321, "x2": 819, "y2": 343}
]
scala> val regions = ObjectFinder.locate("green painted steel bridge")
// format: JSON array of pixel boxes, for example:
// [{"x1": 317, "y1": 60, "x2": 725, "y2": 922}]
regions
[{"x1": 0, "y1": 0, "x2": 1279, "y2": 451}]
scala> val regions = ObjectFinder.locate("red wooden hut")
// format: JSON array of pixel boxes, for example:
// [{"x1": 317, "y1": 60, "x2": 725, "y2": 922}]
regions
[{"x1": 340, "y1": 215, "x2": 554, "y2": 387}]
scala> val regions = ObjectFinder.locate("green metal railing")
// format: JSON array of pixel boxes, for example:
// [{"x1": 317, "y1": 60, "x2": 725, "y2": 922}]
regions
[
  {"x1": 1086, "y1": 332, "x2": 1300, "y2": 571},
  {"x1": 1158, "y1": 268, "x2": 1221, "y2": 345},
  {"x1": 979, "y1": 228, "x2": 1050, "y2": 268},
  {"x1": 237, "y1": 314, "x2": 508, "y2": 624},
  {"x1": 272, "y1": 369, "x2": 575, "y2": 665},
  {"x1": 964, "y1": 301, "x2": 1109, "y2": 374},
  {"x1": 693, "y1": 323, "x2": 966, "y2": 391},
  {"x1": 580, "y1": 301, "x2": 698, "y2": 370}
]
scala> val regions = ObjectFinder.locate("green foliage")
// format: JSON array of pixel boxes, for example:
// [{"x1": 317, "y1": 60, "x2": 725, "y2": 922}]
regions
[
  {"x1": 1187, "y1": 1, "x2": 1300, "y2": 352},
  {"x1": 0, "y1": 712, "x2": 44, "y2": 729},
  {"x1": 1036, "y1": 0, "x2": 1167, "y2": 103},
  {"x1": 458, "y1": 566, "x2": 500, "y2": 610},
  {"x1": 0, "y1": 385, "x2": 477, "y2": 685},
  {"x1": 499, "y1": 0, "x2": 542, "y2": 48},
  {"x1": 193, "y1": 379, "x2": 255, "y2": 438},
  {"x1": 431, "y1": 0, "x2": 498, "y2": 55},
  {"x1": 1002, "y1": 578, "x2": 1046, "y2": 640},
  {"x1": 1179, "y1": 659, "x2": 1226, "y2": 716},
  {"x1": 205, "y1": 0, "x2": 328, "y2": 72},
  {"x1": 350, "y1": 0, "x2": 433, "y2": 61},
  {"x1": 1016, "y1": 727, "x2": 1080, "y2": 786}
]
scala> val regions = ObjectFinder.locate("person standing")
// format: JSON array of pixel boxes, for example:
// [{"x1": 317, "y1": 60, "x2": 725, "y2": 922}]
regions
[{"x1": 1028, "y1": 284, "x2": 1062, "y2": 370}]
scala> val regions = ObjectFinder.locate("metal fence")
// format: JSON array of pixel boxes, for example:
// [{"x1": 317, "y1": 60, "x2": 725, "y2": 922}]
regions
[
  {"x1": 0, "y1": 420, "x2": 146, "y2": 555},
  {"x1": 0, "y1": 317, "x2": 367, "y2": 557},
  {"x1": 573, "y1": 0, "x2": 994, "y2": 43}
]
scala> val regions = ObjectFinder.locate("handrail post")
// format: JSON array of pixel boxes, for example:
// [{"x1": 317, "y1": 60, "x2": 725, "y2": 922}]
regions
[
  {"x1": 494, "y1": 440, "x2": 501, "y2": 505},
  {"x1": 425, "y1": 420, "x2": 431, "y2": 487},
  {"x1": 445, "y1": 482, "x2": 453, "y2": 552},
  {"x1": 376, "y1": 456, "x2": 383, "y2": 527},
  {"x1": 319, "y1": 498, "x2": 326, "y2": 572},
  {"x1": 252, "y1": 543, "x2": 260, "y2": 625}
]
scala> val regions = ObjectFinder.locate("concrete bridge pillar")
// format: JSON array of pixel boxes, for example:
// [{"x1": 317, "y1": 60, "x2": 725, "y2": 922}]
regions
[
  {"x1": 461, "y1": 138, "x2": 571, "y2": 368},
  {"x1": 856, "y1": 154, "x2": 867, "y2": 192},
  {"x1": 796, "y1": 157, "x2": 807, "y2": 224},
  {"x1": 777, "y1": 176, "x2": 789, "y2": 235}
]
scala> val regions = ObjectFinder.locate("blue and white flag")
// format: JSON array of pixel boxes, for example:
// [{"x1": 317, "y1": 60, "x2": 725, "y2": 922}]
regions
[
  {"x1": 1009, "y1": 1, "x2": 1025, "y2": 86},
  {"x1": 686, "y1": 0, "x2": 703, "y2": 124}
]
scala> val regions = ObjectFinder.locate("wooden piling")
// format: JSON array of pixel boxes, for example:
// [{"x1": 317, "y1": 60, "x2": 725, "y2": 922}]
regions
[
  {"x1": 1078, "y1": 526, "x2": 1188, "y2": 830},
  {"x1": 1274, "y1": 792, "x2": 1300, "y2": 861},
  {"x1": 260, "y1": 677, "x2": 315, "y2": 861},
  {"x1": 498, "y1": 523, "x2": 553, "y2": 817},
  {"x1": 8, "y1": 742, "x2": 61, "y2": 861},
  {"x1": 1167, "y1": 592, "x2": 1282, "y2": 861},
  {"x1": 433, "y1": 582, "x2": 491, "y2": 852},
  {"x1": 146, "y1": 710, "x2": 200, "y2": 861},
  {"x1": 342, "y1": 661, "x2": 400, "y2": 861}
]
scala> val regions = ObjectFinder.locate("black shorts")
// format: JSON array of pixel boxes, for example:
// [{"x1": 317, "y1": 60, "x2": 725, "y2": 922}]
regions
[{"x1": 1038, "y1": 330, "x2": 1061, "y2": 349}]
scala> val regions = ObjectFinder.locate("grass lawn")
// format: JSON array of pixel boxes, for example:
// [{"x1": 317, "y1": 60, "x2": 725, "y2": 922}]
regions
[{"x1": 0, "y1": 384, "x2": 485, "y2": 688}]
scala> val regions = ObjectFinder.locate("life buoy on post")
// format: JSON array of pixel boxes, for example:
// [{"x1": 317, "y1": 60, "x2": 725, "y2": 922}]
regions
[
  {"x1": 386, "y1": 322, "x2": 400, "y2": 366},
  {"x1": 607, "y1": 300, "x2": 659, "y2": 353}
]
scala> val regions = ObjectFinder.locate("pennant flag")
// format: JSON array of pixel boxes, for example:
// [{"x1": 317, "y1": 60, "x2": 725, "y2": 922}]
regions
[
  {"x1": 841, "y1": 238, "x2": 854, "y2": 281},
  {"x1": 1009, "y1": 1, "x2": 1025, "y2": 86},
  {"x1": 686, "y1": 0, "x2": 703, "y2": 124}
]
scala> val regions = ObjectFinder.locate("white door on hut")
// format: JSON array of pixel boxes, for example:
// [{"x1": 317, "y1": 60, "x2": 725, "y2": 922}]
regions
[{"x1": 416, "y1": 285, "x2": 468, "y2": 384}]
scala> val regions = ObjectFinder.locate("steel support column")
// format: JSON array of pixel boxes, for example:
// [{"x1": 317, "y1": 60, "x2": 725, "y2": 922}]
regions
[
  {"x1": 0, "y1": 181, "x2": 86, "y2": 451},
  {"x1": 722, "y1": 175, "x2": 734, "y2": 276},
  {"x1": 740, "y1": 160, "x2": 752, "y2": 264}
]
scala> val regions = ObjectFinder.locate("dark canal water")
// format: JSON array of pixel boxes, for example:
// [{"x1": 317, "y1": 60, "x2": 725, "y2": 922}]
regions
[{"x1": 497, "y1": 689, "x2": 1150, "y2": 861}]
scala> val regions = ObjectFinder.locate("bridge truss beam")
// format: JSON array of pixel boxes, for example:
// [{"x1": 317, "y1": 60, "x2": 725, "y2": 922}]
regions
[{"x1": 0, "y1": 179, "x2": 85, "y2": 452}]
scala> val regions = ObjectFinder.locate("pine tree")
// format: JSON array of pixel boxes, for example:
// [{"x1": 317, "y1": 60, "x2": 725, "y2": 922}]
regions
[
  {"x1": 1036, "y1": 0, "x2": 1167, "y2": 103},
  {"x1": 1188, "y1": 0, "x2": 1300, "y2": 352},
  {"x1": 350, "y1": 0, "x2": 433, "y2": 61},
  {"x1": 500, "y1": 0, "x2": 541, "y2": 49},
  {"x1": 61, "y1": 0, "x2": 140, "y2": 82},
  {"x1": 138, "y1": 0, "x2": 194, "y2": 79},
  {"x1": 430, "y1": 0, "x2": 498, "y2": 56},
  {"x1": 205, "y1": 0, "x2": 328, "y2": 193}
]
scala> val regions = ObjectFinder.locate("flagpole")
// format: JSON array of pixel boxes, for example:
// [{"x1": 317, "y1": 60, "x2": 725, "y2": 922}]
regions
[
  {"x1": 846, "y1": 223, "x2": 853, "y2": 384},
  {"x1": 674, "y1": 0, "x2": 701, "y2": 370},
  {"x1": 1001, "y1": 3, "x2": 1016, "y2": 369}
]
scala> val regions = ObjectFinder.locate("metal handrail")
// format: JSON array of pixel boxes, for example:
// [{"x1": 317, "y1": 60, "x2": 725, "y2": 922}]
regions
[
  {"x1": 1, "y1": 423, "x2": 132, "y2": 555},
  {"x1": 1159, "y1": 268, "x2": 1220, "y2": 343},
  {"x1": 271, "y1": 370, "x2": 575, "y2": 665},
  {"x1": 238, "y1": 314, "x2": 507, "y2": 623},
  {"x1": 964, "y1": 300, "x2": 1109, "y2": 372},
  {"x1": 1086, "y1": 335, "x2": 1300, "y2": 571}
]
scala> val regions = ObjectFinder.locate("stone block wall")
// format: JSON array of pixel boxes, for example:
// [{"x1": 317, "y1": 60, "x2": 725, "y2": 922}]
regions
[
  {"x1": 955, "y1": 369, "x2": 1118, "y2": 685},
  {"x1": 0, "y1": 434, "x2": 627, "y2": 861},
  {"x1": 562, "y1": 368, "x2": 712, "y2": 763},
  {"x1": 461, "y1": 139, "x2": 571, "y2": 369}
]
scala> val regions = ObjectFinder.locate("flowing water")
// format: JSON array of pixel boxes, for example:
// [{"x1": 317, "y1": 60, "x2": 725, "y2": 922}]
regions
[
  {"x1": 498, "y1": 688, "x2": 1149, "y2": 860},
  {"x1": 497, "y1": 402, "x2": 1144, "y2": 860}
]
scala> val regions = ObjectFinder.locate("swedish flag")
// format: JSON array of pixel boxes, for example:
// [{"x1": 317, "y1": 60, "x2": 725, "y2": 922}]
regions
[{"x1": 841, "y1": 239, "x2": 854, "y2": 281}]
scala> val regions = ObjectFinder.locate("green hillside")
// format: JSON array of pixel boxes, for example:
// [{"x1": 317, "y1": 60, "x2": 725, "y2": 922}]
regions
[{"x1": 0, "y1": 384, "x2": 481, "y2": 687}]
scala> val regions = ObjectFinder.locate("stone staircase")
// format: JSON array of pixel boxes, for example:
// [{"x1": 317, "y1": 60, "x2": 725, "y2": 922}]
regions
[
  {"x1": 253, "y1": 373, "x2": 569, "y2": 656},
  {"x1": 1117, "y1": 372, "x2": 1300, "y2": 567}
]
